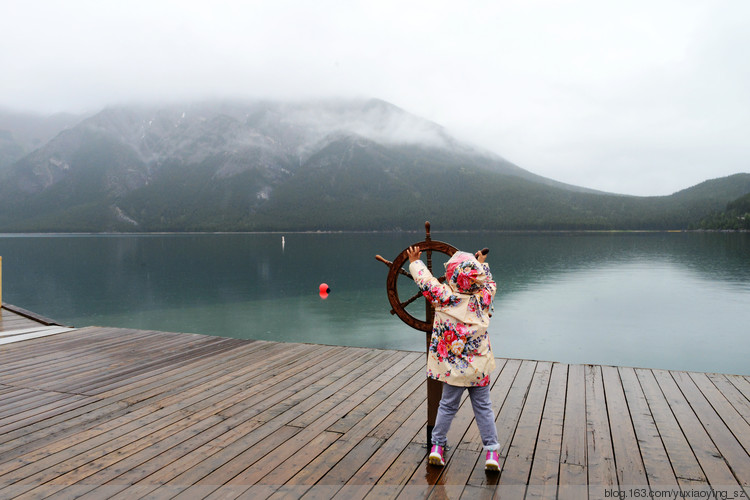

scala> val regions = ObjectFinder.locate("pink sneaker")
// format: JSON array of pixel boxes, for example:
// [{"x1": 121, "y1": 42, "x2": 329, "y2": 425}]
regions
[
  {"x1": 485, "y1": 450, "x2": 500, "y2": 471},
  {"x1": 428, "y1": 444, "x2": 445, "y2": 466}
]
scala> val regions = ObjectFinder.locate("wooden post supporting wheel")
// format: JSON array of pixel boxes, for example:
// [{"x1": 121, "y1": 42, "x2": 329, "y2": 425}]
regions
[{"x1": 375, "y1": 222, "x2": 458, "y2": 446}]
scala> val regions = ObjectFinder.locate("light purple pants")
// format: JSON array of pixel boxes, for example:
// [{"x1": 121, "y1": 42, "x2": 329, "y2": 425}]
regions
[{"x1": 431, "y1": 383, "x2": 499, "y2": 451}]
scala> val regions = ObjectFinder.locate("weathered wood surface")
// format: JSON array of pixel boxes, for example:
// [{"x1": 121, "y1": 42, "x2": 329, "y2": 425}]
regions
[
  {"x1": 0, "y1": 308, "x2": 52, "y2": 333},
  {"x1": 0, "y1": 325, "x2": 76, "y2": 345},
  {"x1": 0, "y1": 324, "x2": 748, "y2": 499}
]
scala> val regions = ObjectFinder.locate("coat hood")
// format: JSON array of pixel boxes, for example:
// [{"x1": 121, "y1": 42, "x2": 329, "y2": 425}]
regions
[{"x1": 444, "y1": 251, "x2": 487, "y2": 294}]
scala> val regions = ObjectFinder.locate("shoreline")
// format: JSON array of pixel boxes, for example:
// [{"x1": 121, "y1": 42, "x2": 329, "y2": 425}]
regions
[{"x1": 1, "y1": 228, "x2": 747, "y2": 237}]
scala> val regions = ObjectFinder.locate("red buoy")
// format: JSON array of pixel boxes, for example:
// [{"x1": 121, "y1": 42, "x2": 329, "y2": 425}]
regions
[{"x1": 319, "y1": 283, "x2": 330, "y2": 299}]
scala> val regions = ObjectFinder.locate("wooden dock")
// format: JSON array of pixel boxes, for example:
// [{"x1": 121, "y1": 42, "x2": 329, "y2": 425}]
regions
[{"x1": 0, "y1": 306, "x2": 748, "y2": 499}]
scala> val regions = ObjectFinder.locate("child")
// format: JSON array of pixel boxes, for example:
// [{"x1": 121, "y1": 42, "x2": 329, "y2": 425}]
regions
[{"x1": 406, "y1": 245, "x2": 500, "y2": 471}]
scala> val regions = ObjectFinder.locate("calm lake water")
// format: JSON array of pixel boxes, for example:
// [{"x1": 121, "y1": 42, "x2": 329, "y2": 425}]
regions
[{"x1": 1, "y1": 232, "x2": 748, "y2": 375}]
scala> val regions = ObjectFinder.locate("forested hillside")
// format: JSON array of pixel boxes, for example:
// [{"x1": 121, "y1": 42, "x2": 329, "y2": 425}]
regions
[
  {"x1": 1, "y1": 100, "x2": 748, "y2": 232},
  {"x1": 694, "y1": 191, "x2": 750, "y2": 230}
]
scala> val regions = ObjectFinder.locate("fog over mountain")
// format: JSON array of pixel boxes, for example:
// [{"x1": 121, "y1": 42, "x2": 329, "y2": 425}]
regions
[
  {"x1": 1, "y1": 98, "x2": 589, "y2": 194},
  {"x1": 0, "y1": 109, "x2": 86, "y2": 169},
  {"x1": 3, "y1": 1, "x2": 749, "y2": 196},
  {"x1": 0, "y1": 99, "x2": 748, "y2": 232}
]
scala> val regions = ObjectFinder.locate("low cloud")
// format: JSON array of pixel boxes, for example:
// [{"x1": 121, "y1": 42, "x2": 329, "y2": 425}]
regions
[{"x1": 1, "y1": 0, "x2": 748, "y2": 195}]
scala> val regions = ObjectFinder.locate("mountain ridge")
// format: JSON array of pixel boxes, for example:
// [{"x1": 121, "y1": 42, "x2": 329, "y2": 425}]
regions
[{"x1": 0, "y1": 99, "x2": 748, "y2": 232}]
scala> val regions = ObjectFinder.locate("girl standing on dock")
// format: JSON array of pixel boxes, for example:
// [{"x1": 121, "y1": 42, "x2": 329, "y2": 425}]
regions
[{"x1": 406, "y1": 246, "x2": 500, "y2": 471}]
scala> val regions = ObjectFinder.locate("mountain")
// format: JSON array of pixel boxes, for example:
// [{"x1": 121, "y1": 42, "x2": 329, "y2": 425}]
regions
[
  {"x1": 0, "y1": 99, "x2": 748, "y2": 232},
  {"x1": 694, "y1": 191, "x2": 750, "y2": 230},
  {"x1": 0, "y1": 109, "x2": 86, "y2": 172}
]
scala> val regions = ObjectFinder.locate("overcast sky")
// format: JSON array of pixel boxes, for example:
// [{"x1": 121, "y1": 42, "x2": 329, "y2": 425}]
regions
[{"x1": 2, "y1": 0, "x2": 748, "y2": 196}]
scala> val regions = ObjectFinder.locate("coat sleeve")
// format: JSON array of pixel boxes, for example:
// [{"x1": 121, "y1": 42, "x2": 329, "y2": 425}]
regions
[{"x1": 408, "y1": 260, "x2": 458, "y2": 309}]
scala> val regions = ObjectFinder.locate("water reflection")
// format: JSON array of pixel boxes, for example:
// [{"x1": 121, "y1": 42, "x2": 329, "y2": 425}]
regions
[{"x1": 0, "y1": 232, "x2": 748, "y2": 374}]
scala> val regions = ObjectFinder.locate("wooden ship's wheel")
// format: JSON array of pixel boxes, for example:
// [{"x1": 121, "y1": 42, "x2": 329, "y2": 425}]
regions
[
  {"x1": 379, "y1": 239, "x2": 457, "y2": 332},
  {"x1": 375, "y1": 221, "x2": 457, "y2": 445}
]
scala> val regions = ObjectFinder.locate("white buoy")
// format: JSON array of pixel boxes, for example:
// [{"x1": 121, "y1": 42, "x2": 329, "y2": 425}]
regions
[{"x1": 282, "y1": 236, "x2": 285, "y2": 250}]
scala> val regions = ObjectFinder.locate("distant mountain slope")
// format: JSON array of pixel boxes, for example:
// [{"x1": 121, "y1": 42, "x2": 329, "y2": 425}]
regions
[
  {"x1": 694, "y1": 189, "x2": 750, "y2": 230},
  {"x1": 0, "y1": 99, "x2": 748, "y2": 232},
  {"x1": 0, "y1": 109, "x2": 86, "y2": 171}
]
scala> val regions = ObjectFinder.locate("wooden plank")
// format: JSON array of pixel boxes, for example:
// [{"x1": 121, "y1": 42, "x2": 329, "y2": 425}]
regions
[
  {"x1": 634, "y1": 368, "x2": 707, "y2": 488},
  {"x1": 601, "y1": 365, "x2": 648, "y2": 487},
  {"x1": 294, "y1": 436, "x2": 386, "y2": 500},
  {"x1": 495, "y1": 360, "x2": 538, "y2": 458},
  {"x1": 326, "y1": 352, "x2": 423, "y2": 434},
  {"x1": 497, "y1": 361, "x2": 553, "y2": 498},
  {"x1": 560, "y1": 364, "x2": 586, "y2": 466},
  {"x1": 671, "y1": 371, "x2": 750, "y2": 488},
  {"x1": 455, "y1": 358, "x2": 510, "y2": 452},
  {"x1": 428, "y1": 448, "x2": 481, "y2": 500},
  {"x1": 0, "y1": 327, "x2": 218, "y2": 409},
  {"x1": 0, "y1": 340, "x2": 276, "y2": 454},
  {"x1": 14, "y1": 332, "x2": 224, "y2": 387},
  {"x1": 0, "y1": 328, "x2": 187, "y2": 381},
  {"x1": 2, "y1": 323, "x2": 750, "y2": 497},
  {"x1": 54, "y1": 338, "x2": 247, "y2": 395},
  {"x1": 93, "y1": 338, "x2": 278, "y2": 394},
  {"x1": 113, "y1": 347, "x2": 365, "y2": 495},
  {"x1": 14, "y1": 330, "x2": 232, "y2": 383},
  {"x1": 651, "y1": 369, "x2": 742, "y2": 490},
  {"x1": 558, "y1": 363, "x2": 587, "y2": 500},
  {"x1": 0, "y1": 393, "x2": 91, "y2": 431},
  {"x1": 287, "y1": 351, "x2": 413, "y2": 428},
  {"x1": 20, "y1": 412, "x2": 229, "y2": 499},
  {"x1": 725, "y1": 374, "x2": 750, "y2": 401},
  {"x1": 198, "y1": 430, "x2": 342, "y2": 499},
  {"x1": 0, "y1": 400, "x2": 130, "y2": 457},
  {"x1": 367, "y1": 441, "x2": 427, "y2": 498},
  {"x1": 1, "y1": 303, "x2": 64, "y2": 326},
  {"x1": 690, "y1": 372, "x2": 750, "y2": 454},
  {"x1": 0, "y1": 340, "x2": 296, "y2": 484},
  {"x1": 368, "y1": 369, "x2": 428, "y2": 442},
  {"x1": 0, "y1": 389, "x2": 70, "y2": 418},
  {"x1": 526, "y1": 362, "x2": 568, "y2": 500},
  {"x1": 424, "y1": 361, "x2": 514, "y2": 499},
  {"x1": 334, "y1": 399, "x2": 428, "y2": 500},
  {"x1": 272, "y1": 355, "x2": 424, "y2": 491},
  {"x1": 584, "y1": 365, "x2": 617, "y2": 489},
  {"x1": 208, "y1": 346, "x2": 354, "y2": 421},
  {"x1": 221, "y1": 352, "x2": 419, "y2": 488},
  {"x1": 0, "y1": 326, "x2": 62, "y2": 337},
  {"x1": 0, "y1": 387, "x2": 32, "y2": 404},
  {"x1": 618, "y1": 367, "x2": 678, "y2": 488},
  {"x1": 170, "y1": 425, "x2": 313, "y2": 500},
  {"x1": 0, "y1": 326, "x2": 75, "y2": 345},
  {"x1": 0, "y1": 330, "x2": 356, "y2": 494},
  {"x1": 159, "y1": 350, "x2": 395, "y2": 489},
  {"x1": 0, "y1": 330, "x2": 134, "y2": 372},
  {"x1": 707, "y1": 373, "x2": 750, "y2": 424},
  {"x1": 383, "y1": 363, "x2": 507, "y2": 499},
  {"x1": 87, "y1": 341, "x2": 289, "y2": 407},
  {"x1": 0, "y1": 325, "x2": 148, "y2": 357},
  {"x1": 400, "y1": 367, "x2": 503, "y2": 493},
  {"x1": 98, "y1": 376, "x2": 351, "y2": 499},
  {"x1": 0, "y1": 309, "x2": 48, "y2": 332},
  {"x1": 0, "y1": 393, "x2": 235, "y2": 496},
  {"x1": 75, "y1": 342, "x2": 268, "y2": 397},
  {"x1": 463, "y1": 358, "x2": 528, "y2": 491},
  {"x1": 114, "y1": 342, "x2": 319, "y2": 408}
]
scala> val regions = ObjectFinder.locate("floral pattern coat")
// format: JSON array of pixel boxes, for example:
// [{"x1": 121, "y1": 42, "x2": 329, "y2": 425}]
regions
[{"x1": 409, "y1": 251, "x2": 497, "y2": 387}]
